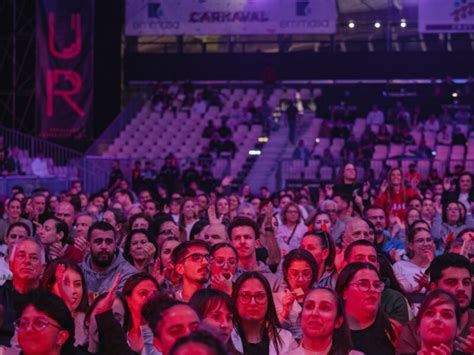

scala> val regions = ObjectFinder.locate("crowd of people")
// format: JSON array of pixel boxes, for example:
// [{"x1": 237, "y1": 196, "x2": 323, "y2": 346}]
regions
[{"x1": 0, "y1": 160, "x2": 473, "y2": 355}]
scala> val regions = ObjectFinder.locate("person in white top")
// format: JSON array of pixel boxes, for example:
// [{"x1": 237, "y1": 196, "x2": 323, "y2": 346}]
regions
[
  {"x1": 0, "y1": 222, "x2": 31, "y2": 285},
  {"x1": 393, "y1": 227, "x2": 435, "y2": 314},
  {"x1": 366, "y1": 104, "x2": 384, "y2": 125},
  {"x1": 286, "y1": 288, "x2": 363, "y2": 355},
  {"x1": 30, "y1": 152, "x2": 51, "y2": 177},
  {"x1": 231, "y1": 271, "x2": 297, "y2": 354}
]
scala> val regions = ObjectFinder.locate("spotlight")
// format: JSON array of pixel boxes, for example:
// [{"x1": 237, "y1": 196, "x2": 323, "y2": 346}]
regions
[
  {"x1": 248, "y1": 150, "x2": 261, "y2": 156},
  {"x1": 348, "y1": 21, "x2": 355, "y2": 29},
  {"x1": 315, "y1": 137, "x2": 321, "y2": 144},
  {"x1": 258, "y1": 137, "x2": 268, "y2": 143},
  {"x1": 400, "y1": 19, "x2": 407, "y2": 28},
  {"x1": 452, "y1": 92, "x2": 458, "y2": 98},
  {"x1": 374, "y1": 22, "x2": 381, "y2": 29}
]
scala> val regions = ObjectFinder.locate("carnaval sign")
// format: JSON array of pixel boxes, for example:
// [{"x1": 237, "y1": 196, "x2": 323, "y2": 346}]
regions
[
  {"x1": 419, "y1": 0, "x2": 474, "y2": 33},
  {"x1": 36, "y1": 0, "x2": 94, "y2": 139},
  {"x1": 126, "y1": 0, "x2": 337, "y2": 35}
]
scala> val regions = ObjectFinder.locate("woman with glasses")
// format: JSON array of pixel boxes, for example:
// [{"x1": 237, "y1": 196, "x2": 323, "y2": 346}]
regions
[
  {"x1": 16, "y1": 290, "x2": 78, "y2": 355},
  {"x1": 287, "y1": 288, "x2": 362, "y2": 355},
  {"x1": 189, "y1": 288, "x2": 242, "y2": 354},
  {"x1": 274, "y1": 249, "x2": 318, "y2": 340},
  {"x1": 336, "y1": 262, "x2": 400, "y2": 355},
  {"x1": 275, "y1": 202, "x2": 308, "y2": 256},
  {"x1": 300, "y1": 231, "x2": 338, "y2": 288},
  {"x1": 231, "y1": 272, "x2": 297, "y2": 355},
  {"x1": 431, "y1": 201, "x2": 474, "y2": 253},
  {"x1": 210, "y1": 243, "x2": 238, "y2": 295},
  {"x1": 41, "y1": 260, "x2": 89, "y2": 347},
  {"x1": 393, "y1": 227, "x2": 435, "y2": 314},
  {"x1": 397, "y1": 289, "x2": 462, "y2": 355}
]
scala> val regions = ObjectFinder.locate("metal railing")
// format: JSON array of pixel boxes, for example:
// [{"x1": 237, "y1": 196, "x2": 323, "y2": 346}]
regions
[
  {"x1": 82, "y1": 156, "x2": 231, "y2": 193},
  {"x1": 0, "y1": 125, "x2": 83, "y2": 166}
]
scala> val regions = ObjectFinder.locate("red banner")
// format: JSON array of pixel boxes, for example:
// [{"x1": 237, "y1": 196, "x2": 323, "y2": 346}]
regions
[{"x1": 36, "y1": 0, "x2": 94, "y2": 139}]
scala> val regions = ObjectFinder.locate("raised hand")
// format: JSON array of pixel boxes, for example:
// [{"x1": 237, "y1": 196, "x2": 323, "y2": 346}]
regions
[
  {"x1": 211, "y1": 273, "x2": 233, "y2": 295},
  {"x1": 55, "y1": 264, "x2": 75, "y2": 311},
  {"x1": 454, "y1": 326, "x2": 474, "y2": 353},
  {"x1": 74, "y1": 235, "x2": 88, "y2": 253},
  {"x1": 49, "y1": 242, "x2": 65, "y2": 259},
  {"x1": 443, "y1": 177, "x2": 452, "y2": 191},
  {"x1": 208, "y1": 204, "x2": 223, "y2": 225},
  {"x1": 151, "y1": 259, "x2": 165, "y2": 286},
  {"x1": 143, "y1": 242, "x2": 156, "y2": 266},
  {"x1": 94, "y1": 273, "x2": 120, "y2": 315},
  {"x1": 414, "y1": 272, "x2": 430, "y2": 291},
  {"x1": 380, "y1": 179, "x2": 389, "y2": 194}
]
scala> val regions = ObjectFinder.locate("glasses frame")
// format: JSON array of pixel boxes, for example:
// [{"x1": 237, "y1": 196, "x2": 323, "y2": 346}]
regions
[
  {"x1": 237, "y1": 292, "x2": 268, "y2": 305},
  {"x1": 180, "y1": 252, "x2": 211, "y2": 264},
  {"x1": 349, "y1": 280, "x2": 385, "y2": 293},
  {"x1": 14, "y1": 317, "x2": 63, "y2": 332}
]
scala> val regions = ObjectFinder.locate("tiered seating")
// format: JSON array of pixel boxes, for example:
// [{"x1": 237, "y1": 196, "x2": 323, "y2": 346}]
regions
[{"x1": 102, "y1": 87, "x2": 272, "y2": 179}]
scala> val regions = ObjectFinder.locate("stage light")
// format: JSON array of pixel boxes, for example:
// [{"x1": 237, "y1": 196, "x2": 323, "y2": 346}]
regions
[
  {"x1": 315, "y1": 137, "x2": 321, "y2": 144},
  {"x1": 258, "y1": 137, "x2": 268, "y2": 143},
  {"x1": 400, "y1": 19, "x2": 407, "y2": 28},
  {"x1": 348, "y1": 21, "x2": 355, "y2": 29},
  {"x1": 374, "y1": 22, "x2": 381, "y2": 29},
  {"x1": 452, "y1": 92, "x2": 458, "y2": 98},
  {"x1": 249, "y1": 150, "x2": 261, "y2": 156}
]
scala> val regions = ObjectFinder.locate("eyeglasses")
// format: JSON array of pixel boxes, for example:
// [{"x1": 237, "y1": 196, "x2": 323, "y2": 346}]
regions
[
  {"x1": 14, "y1": 317, "x2": 62, "y2": 332},
  {"x1": 238, "y1": 292, "x2": 267, "y2": 305},
  {"x1": 211, "y1": 257, "x2": 237, "y2": 267},
  {"x1": 181, "y1": 253, "x2": 211, "y2": 263},
  {"x1": 287, "y1": 269, "x2": 312, "y2": 280},
  {"x1": 349, "y1": 280, "x2": 385, "y2": 292}
]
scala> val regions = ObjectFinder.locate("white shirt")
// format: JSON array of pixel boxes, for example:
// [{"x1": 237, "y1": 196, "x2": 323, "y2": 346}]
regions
[
  {"x1": 366, "y1": 110, "x2": 384, "y2": 125},
  {"x1": 31, "y1": 157, "x2": 50, "y2": 177}
]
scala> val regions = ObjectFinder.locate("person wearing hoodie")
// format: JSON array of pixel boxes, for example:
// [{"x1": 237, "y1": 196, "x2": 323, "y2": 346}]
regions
[{"x1": 81, "y1": 221, "x2": 137, "y2": 298}]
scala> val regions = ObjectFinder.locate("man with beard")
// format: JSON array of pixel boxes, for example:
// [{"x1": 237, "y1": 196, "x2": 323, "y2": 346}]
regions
[
  {"x1": 81, "y1": 221, "x2": 136, "y2": 297},
  {"x1": 171, "y1": 240, "x2": 210, "y2": 302},
  {"x1": 397, "y1": 253, "x2": 474, "y2": 354},
  {"x1": 0, "y1": 238, "x2": 45, "y2": 346},
  {"x1": 365, "y1": 205, "x2": 404, "y2": 255}
]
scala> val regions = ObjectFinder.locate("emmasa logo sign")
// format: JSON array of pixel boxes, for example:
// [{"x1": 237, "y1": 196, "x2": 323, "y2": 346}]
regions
[{"x1": 188, "y1": 11, "x2": 270, "y2": 23}]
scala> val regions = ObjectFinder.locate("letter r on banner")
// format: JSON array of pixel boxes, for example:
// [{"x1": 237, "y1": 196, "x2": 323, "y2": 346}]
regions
[{"x1": 46, "y1": 69, "x2": 85, "y2": 117}]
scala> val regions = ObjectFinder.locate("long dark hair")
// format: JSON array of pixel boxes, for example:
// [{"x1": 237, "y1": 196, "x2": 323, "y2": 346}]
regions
[
  {"x1": 302, "y1": 288, "x2": 353, "y2": 355},
  {"x1": 232, "y1": 272, "x2": 283, "y2": 354},
  {"x1": 302, "y1": 231, "x2": 337, "y2": 273},
  {"x1": 40, "y1": 259, "x2": 89, "y2": 313},
  {"x1": 123, "y1": 229, "x2": 158, "y2": 265},
  {"x1": 189, "y1": 288, "x2": 234, "y2": 319},
  {"x1": 336, "y1": 262, "x2": 397, "y2": 345},
  {"x1": 282, "y1": 249, "x2": 318, "y2": 287}
]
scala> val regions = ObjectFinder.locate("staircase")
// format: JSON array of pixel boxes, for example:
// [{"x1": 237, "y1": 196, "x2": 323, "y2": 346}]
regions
[{"x1": 245, "y1": 113, "x2": 314, "y2": 192}]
